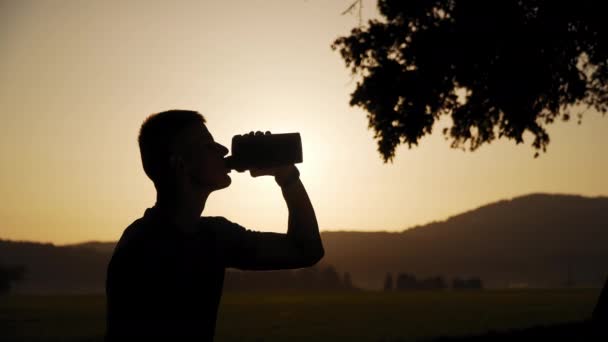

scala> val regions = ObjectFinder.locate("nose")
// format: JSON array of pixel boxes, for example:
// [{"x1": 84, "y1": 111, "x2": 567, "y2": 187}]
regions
[{"x1": 215, "y1": 142, "x2": 229, "y2": 157}]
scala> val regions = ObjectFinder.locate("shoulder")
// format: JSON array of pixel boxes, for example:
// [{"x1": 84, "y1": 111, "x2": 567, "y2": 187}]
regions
[
  {"x1": 113, "y1": 217, "x2": 155, "y2": 256},
  {"x1": 202, "y1": 216, "x2": 245, "y2": 231},
  {"x1": 201, "y1": 216, "x2": 250, "y2": 240}
]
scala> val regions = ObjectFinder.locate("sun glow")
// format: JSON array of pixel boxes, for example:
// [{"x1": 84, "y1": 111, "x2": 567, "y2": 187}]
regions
[{"x1": 1, "y1": 1, "x2": 607, "y2": 244}]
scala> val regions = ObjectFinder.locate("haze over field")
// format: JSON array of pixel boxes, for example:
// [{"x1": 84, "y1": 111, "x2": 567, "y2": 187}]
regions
[
  {"x1": 3, "y1": 194, "x2": 607, "y2": 292},
  {"x1": 1, "y1": 0, "x2": 607, "y2": 245}
]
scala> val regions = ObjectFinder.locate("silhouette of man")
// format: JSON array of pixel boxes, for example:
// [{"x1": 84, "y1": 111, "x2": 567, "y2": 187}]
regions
[{"x1": 105, "y1": 110, "x2": 324, "y2": 341}]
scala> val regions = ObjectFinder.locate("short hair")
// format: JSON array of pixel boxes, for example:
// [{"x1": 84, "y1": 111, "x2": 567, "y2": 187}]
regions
[{"x1": 138, "y1": 110, "x2": 206, "y2": 187}]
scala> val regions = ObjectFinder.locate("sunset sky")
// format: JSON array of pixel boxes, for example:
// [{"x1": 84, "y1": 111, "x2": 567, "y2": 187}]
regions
[{"x1": 1, "y1": 0, "x2": 607, "y2": 245}]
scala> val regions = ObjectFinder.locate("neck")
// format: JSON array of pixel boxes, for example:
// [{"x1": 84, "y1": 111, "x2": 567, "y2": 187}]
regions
[{"x1": 155, "y1": 188, "x2": 210, "y2": 233}]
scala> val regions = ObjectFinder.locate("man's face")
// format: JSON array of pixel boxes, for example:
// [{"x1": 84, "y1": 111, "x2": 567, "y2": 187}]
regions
[{"x1": 173, "y1": 122, "x2": 231, "y2": 191}]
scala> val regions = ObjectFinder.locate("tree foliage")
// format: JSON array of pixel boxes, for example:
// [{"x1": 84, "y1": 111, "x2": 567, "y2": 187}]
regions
[{"x1": 333, "y1": 0, "x2": 607, "y2": 161}]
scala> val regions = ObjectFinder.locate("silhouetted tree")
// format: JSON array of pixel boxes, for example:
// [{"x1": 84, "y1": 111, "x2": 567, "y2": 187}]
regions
[
  {"x1": 452, "y1": 277, "x2": 464, "y2": 290},
  {"x1": 321, "y1": 265, "x2": 341, "y2": 289},
  {"x1": 224, "y1": 264, "x2": 355, "y2": 291},
  {"x1": 468, "y1": 277, "x2": 483, "y2": 290},
  {"x1": 396, "y1": 273, "x2": 418, "y2": 290},
  {"x1": 0, "y1": 263, "x2": 25, "y2": 295},
  {"x1": 421, "y1": 276, "x2": 447, "y2": 290},
  {"x1": 383, "y1": 272, "x2": 393, "y2": 291},
  {"x1": 335, "y1": 0, "x2": 608, "y2": 328},
  {"x1": 452, "y1": 276, "x2": 483, "y2": 290},
  {"x1": 333, "y1": 0, "x2": 607, "y2": 161}
]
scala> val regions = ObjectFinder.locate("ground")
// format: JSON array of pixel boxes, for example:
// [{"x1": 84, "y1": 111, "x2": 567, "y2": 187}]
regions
[{"x1": 0, "y1": 289, "x2": 600, "y2": 341}]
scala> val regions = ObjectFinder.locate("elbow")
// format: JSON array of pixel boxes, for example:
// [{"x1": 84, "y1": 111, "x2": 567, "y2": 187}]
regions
[
  {"x1": 313, "y1": 247, "x2": 325, "y2": 265},
  {"x1": 303, "y1": 244, "x2": 324, "y2": 267},
  {"x1": 288, "y1": 234, "x2": 325, "y2": 268}
]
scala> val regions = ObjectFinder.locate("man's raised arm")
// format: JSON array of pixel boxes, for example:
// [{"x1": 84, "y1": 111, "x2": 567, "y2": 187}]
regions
[
  {"x1": 222, "y1": 164, "x2": 324, "y2": 270},
  {"x1": 276, "y1": 165, "x2": 324, "y2": 266}
]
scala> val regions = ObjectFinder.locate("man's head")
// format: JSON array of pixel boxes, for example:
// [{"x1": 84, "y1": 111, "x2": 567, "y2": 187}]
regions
[{"x1": 138, "y1": 110, "x2": 231, "y2": 195}]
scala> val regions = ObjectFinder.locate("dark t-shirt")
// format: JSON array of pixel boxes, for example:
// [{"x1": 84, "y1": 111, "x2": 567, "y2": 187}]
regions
[{"x1": 105, "y1": 207, "x2": 265, "y2": 341}]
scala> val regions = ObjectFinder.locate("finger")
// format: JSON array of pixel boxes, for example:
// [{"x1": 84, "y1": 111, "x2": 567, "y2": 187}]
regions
[
  {"x1": 255, "y1": 131, "x2": 263, "y2": 136},
  {"x1": 248, "y1": 131, "x2": 254, "y2": 136},
  {"x1": 265, "y1": 131, "x2": 271, "y2": 135},
  {"x1": 249, "y1": 169, "x2": 262, "y2": 177}
]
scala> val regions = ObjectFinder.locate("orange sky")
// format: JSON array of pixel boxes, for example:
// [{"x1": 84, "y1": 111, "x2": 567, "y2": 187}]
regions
[{"x1": 1, "y1": 0, "x2": 607, "y2": 244}]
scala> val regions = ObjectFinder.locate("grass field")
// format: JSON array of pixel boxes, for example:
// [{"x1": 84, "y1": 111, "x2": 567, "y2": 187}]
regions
[{"x1": 0, "y1": 289, "x2": 601, "y2": 342}]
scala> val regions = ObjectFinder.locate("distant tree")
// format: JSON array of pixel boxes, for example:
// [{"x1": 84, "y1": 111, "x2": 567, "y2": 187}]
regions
[
  {"x1": 0, "y1": 263, "x2": 25, "y2": 295},
  {"x1": 420, "y1": 276, "x2": 447, "y2": 290},
  {"x1": 321, "y1": 265, "x2": 342, "y2": 289},
  {"x1": 383, "y1": 272, "x2": 393, "y2": 291},
  {"x1": 333, "y1": 0, "x2": 607, "y2": 161},
  {"x1": 396, "y1": 273, "x2": 418, "y2": 290},
  {"x1": 224, "y1": 264, "x2": 362, "y2": 292},
  {"x1": 294, "y1": 267, "x2": 321, "y2": 290},
  {"x1": 453, "y1": 276, "x2": 483, "y2": 290},
  {"x1": 468, "y1": 277, "x2": 483, "y2": 290},
  {"x1": 452, "y1": 277, "x2": 464, "y2": 290},
  {"x1": 343, "y1": 272, "x2": 353, "y2": 289}
]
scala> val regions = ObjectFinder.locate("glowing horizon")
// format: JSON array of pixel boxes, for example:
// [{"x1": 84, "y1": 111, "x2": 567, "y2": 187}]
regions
[{"x1": 1, "y1": 0, "x2": 607, "y2": 245}]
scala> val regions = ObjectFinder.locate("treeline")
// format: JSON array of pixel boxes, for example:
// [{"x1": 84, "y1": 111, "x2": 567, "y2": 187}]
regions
[
  {"x1": 383, "y1": 273, "x2": 483, "y2": 291},
  {"x1": 224, "y1": 265, "x2": 356, "y2": 291},
  {"x1": 0, "y1": 261, "x2": 25, "y2": 295}
]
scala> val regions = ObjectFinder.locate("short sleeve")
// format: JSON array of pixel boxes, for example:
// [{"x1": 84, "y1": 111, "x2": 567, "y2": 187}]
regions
[
  {"x1": 206, "y1": 217, "x2": 257, "y2": 268},
  {"x1": 206, "y1": 216, "x2": 289, "y2": 270},
  {"x1": 203, "y1": 216, "x2": 322, "y2": 271}
]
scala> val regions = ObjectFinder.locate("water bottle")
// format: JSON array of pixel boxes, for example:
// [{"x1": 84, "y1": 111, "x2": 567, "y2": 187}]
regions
[{"x1": 224, "y1": 133, "x2": 303, "y2": 172}]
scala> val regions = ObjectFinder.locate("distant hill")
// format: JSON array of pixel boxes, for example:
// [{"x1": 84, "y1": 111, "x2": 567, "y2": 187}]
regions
[
  {"x1": 322, "y1": 193, "x2": 608, "y2": 289},
  {"x1": 0, "y1": 240, "x2": 109, "y2": 293},
  {"x1": 1, "y1": 193, "x2": 607, "y2": 293}
]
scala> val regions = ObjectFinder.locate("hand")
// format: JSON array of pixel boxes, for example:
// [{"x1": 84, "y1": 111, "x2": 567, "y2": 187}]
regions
[
  {"x1": 252, "y1": 162, "x2": 300, "y2": 189},
  {"x1": 250, "y1": 163, "x2": 298, "y2": 178}
]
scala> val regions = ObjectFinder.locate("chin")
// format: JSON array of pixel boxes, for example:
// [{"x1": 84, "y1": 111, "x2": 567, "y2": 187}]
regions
[
  {"x1": 199, "y1": 173, "x2": 231, "y2": 192},
  {"x1": 214, "y1": 174, "x2": 232, "y2": 190}
]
